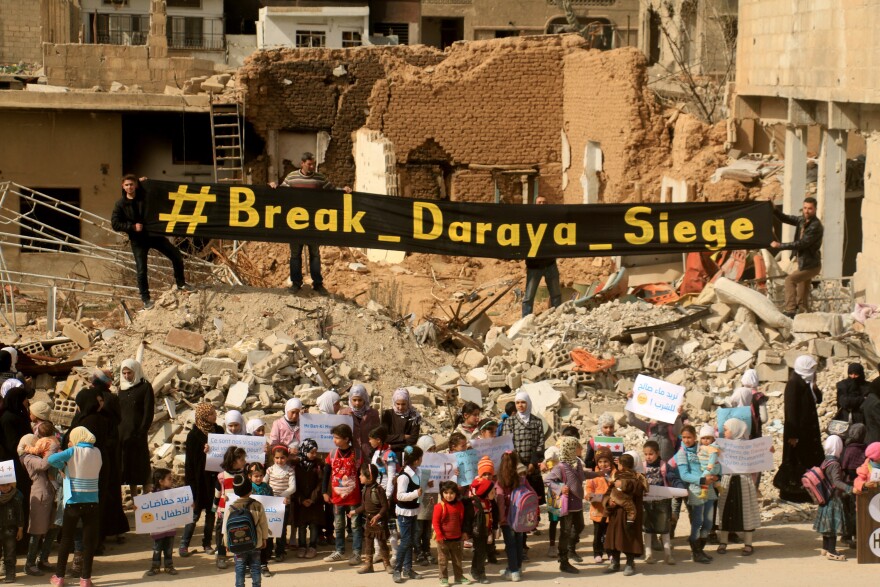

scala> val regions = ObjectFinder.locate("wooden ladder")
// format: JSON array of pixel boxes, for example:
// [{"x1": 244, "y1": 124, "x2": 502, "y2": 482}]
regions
[{"x1": 209, "y1": 97, "x2": 244, "y2": 184}]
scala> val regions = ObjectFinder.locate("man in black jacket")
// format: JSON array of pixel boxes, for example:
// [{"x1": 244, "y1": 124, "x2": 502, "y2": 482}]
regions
[
  {"x1": 770, "y1": 196, "x2": 823, "y2": 317},
  {"x1": 522, "y1": 195, "x2": 562, "y2": 317},
  {"x1": 111, "y1": 174, "x2": 193, "y2": 309}
]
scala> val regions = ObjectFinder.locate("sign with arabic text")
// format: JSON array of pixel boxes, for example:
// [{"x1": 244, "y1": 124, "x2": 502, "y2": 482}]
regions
[
  {"x1": 134, "y1": 487, "x2": 194, "y2": 534},
  {"x1": 471, "y1": 434, "x2": 515, "y2": 470},
  {"x1": 625, "y1": 375, "x2": 684, "y2": 424},
  {"x1": 420, "y1": 453, "x2": 458, "y2": 494},
  {"x1": 251, "y1": 495, "x2": 286, "y2": 537}
]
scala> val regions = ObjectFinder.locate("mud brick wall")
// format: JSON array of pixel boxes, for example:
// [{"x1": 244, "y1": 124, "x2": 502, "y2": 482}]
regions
[{"x1": 0, "y1": 0, "x2": 42, "y2": 64}]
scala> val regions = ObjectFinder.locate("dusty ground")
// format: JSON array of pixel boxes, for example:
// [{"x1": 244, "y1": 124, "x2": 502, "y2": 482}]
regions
[{"x1": 14, "y1": 513, "x2": 876, "y2": 587}]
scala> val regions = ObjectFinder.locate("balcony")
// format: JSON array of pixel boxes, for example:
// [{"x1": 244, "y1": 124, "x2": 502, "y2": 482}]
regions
[{"x1": 167, "y1": 16, "x2": 225, "y2": 51}]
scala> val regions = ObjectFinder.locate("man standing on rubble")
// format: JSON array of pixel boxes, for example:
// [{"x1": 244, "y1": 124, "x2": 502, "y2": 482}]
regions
[
  {"x1": 522, "y1": 195, "x2": 562, "y2": 317},
  {"x1": 270, "y1": 152, "x2": 351, "y2": 296},
  {"x1": 770, "y1": 196, "x2": 824, "y2": 317},
  {"x1": 111, "y1": 174, "x2": 194, "y2": 310}
]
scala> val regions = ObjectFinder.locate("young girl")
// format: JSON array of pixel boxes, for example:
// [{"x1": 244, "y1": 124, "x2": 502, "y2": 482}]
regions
[
  {"x1": 433, "y1": 481, "x2": 470, "y2": 586},
  {"x1": 603, "y1": 451, "x2": 648, "y2": 576},
  {"x1": 585, "y1": 413, "x2": 618, "y2": 469},
  {"x1": 585, "y1": 447, "x2": 614, "y2": 564},
  {"x1": 180, "y1": 402, "x2": 224, "y2": 557},
  {"x1": 716, "y1": 419, "x2": 760, "y2": 556},
  {"x1": 214, "y1": 446, "x2": 247, "y2": 569},
  {"x1": 246, "y1": 419, "x2": 266, "y2": 437},
  {"x1": 544, "y1": 436, "x2": 589, "y2": 575},
  {"x1": 248, "y1": 462, "x2": 275, "y2": 577},
  {"x1": 641, "y1": 440, "x2": 677, "y2": 565},
  {"x1": 393, "y1": 445, "x2": 424, "y2": 583},
  {"x1": 266, "y1": 446, "x2": 295, "y2": 562},
  {"x1": 145, "y1": 468, "x2": 179, "y2": 576},
  {"x1": 294, "y1": 438, "x2": 323, "y2": 559},
  {"x1": 415, "y1": 435, "x2": 438, "y2": 567},
  {"x1": 369, "y1": 426, "x2": 398, "y2": 500},
  {"x1": 674, "y1": 424, "x2": 718, "y2": 564},
  {"x1": 840, "y1": 424, "x2": 867, "y2": 547},
  {"x1": 814, "y1": 435, "x2": 853, "y2": 561},
  {"x1": 20, "y1": 434, "x2": 59, "y2": 576},
  {"x1": 496, "y1": 452, "x2": 527, "y2": 583},
  {"x1": 225, "y1": 411, "x2": 245, "y2": 435},
  {"x1": 352, "y1": 463, "x2": 391, "y2": 574},
  {"x1": 542, "y1": 446, "x2": 560, "y2": 558},
  {"x1": 453, "y1": 402, "x2": 482, "y2": 442},
  {"x1": 269, "y1": 399, "x2": 302, "y2": 458}
]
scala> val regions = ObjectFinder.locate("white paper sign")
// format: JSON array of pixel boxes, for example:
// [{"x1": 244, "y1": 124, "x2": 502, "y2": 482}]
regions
[
  {"x1": 471, "y1": 435, "x2": 515, "y2": 470},
  {"x1": 134, "y1": 487, "x2": 194, "y2": 534},
  {"x1": 717, "y1": 436, "x2": 774, "y2": 474},
  {"x1": 299, "y1": 413, "x2": 355, "y2": 453},
  {"x1": 420, "y1": 453, "x2": 458, "y2": 493},
  {"x1": 625, "y1": 375, "x2": 684, "y2": 425},
  {"x1": 644, "y1": 485, "x2": 688, "y2": 501},
  {"x1": 206, "y1": 434, "x2": 268, "y2": 472},
  {"x1": 251, "y1": 495, "x2": 286, "y2": 537},
  {"x1": 870, "y1": 468, "x2": 880, "y2": 483},
  {"x1": 0, "y1": 461, "x2": 15, "y2": 484}
]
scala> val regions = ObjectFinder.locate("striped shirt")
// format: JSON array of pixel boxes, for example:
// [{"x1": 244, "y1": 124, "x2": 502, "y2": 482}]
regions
[
  {"x1": 281, "y1": 169, "x2": 334, "y2": 190},
  {"x1": 48, "y1": 443, "x2": 102, "y2": 505}
]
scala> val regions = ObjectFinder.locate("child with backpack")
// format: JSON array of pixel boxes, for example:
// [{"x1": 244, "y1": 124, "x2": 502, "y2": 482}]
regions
[
  {"x1": 369, "y1": 426, "x2": 398, "y2": 499},
  {"x1": 433, "y1": 481, "x2": 471, "y2": 586},
  {"x1": 475, "y1": 455, "x2": 500, "y2": 566},
  {"x1": 469, "y1": 476, "x2": 495, "y2": 584},
  {"x1": 145, "y1": 468, "x2": 179, "y2": 577},
  {"x1": 265, "y1": 446, "x2": 295, "y2": 562},
  {"x1": 214, "y1": 446, "x2": 248, "y2": 569},
  {"x1": 585, "y1": 447, "x2": 614, "y2": 564},
  {"x1": 352, "y1": 463, "x2": 391, "y2": 574},
  {"x1": 321, "y1": 424, "x2": 363, "y2": 565},
  {"x1": 248, "y1": 463, "x2": 275, "y2": 577},
  {"x1": 496, "y1": 453, "x2": 537, "y2": 582},
  {"x1": 641, "y1": 440, "x2": 678, "y2": 565},
  {"x1": 294, "y1": 439, "x2": 323, "y2": 559},
  {"x1": 223, "y1": 474, "x2": 269, "y2": 587},
  {"x1": 840, "y1": 424, "x2": 867, "y2": 547},
  {"x1": 393, "y1": 445, "x2": 424, "y2": 583},
  {"x1": 0, "y1": 480, "x2": 23, "y2": 585},
  {"x1": 543, "y1": 436, "x2": 590, "y2": 574},
  {"x1": 813, "y1": 435, "x2": 853, "y2": 561}
]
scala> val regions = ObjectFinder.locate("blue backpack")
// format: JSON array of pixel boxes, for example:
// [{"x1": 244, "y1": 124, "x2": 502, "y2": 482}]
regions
[
  {"x1": 226, "y1": 499, "x2": 258, "y2": 554},
  {"x1": 508, "y1": 483, "x2": 539, "y2": 533}
]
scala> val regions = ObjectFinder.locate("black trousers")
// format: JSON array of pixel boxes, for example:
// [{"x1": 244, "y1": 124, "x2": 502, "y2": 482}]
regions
[
  {"x1": 558, "y1": 511, "x2": 585, "y2": 561},
  {"x1": 57, "y1": 503, "x2": 99, "y2": 580},
  {"x1": 471, "y1": 534, "x2": 488, "y2": 579},
  {"x1": 130, "y1": 236, "x2": 186, "y2": 301}
]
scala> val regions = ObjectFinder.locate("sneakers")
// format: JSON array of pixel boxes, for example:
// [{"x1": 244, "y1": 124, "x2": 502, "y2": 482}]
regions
[
  {"x1": 324, "y1": 551, "x2": 347, "y2": 562},
  {"x1": 289, "y1": 284, "x2": 302, "y2": 294},
  {"x1": 459, "y1": 578, "x2": 473, "y2": 585},
  {"x1": 305, "y1": 547, "x2": 317, "y2": 559},
  {"x1": 203, "y1": 546, "x2": 216, "y2": 556},
  {"x1": 510, "y1": 572, "x2": 521, "y2": 582},
  {"x1": 568, "y1": 550, "x2": 583, "y2": 563},
  {"x1": 143, "y1": 300, "x2": 155, "y2": 310},
  {"x1": 165, "y1": 567, "x2": 178, "y2": 576},
  {"x1": 348, "y1": 553, "x2": 362, "y2": 566},
  {"x1": 477, "y1": 576, "x2": 490, "y2": 584},
  {"x1": 79, "y1": 580, "x2": 93, "y2": 587},
  {"x1": 177, "y1": 283, "x2": 196, "y2": 293},
  {"x1": 178, "y1": 547, "x2": 192, "y2": 558},
  {"x1": 261, "y1": 565, "x2": 273, "y2": 577},
  {"x1": 50, "y1": 576, "x2": 65, "y2": 587},
  {"x1": 622, "y1": 564, "x2": 636, "y2": 577},
  {"x1": 145, "y1": 568, "x2": 159, "y2": 577},
  {"x1": 26, "y1": 565, "x2": 44, "y2": 576},
  {"x1": 559, "y1": 562, "x2": 579, "y2": 574},
  {"x1": 416, "y1": 554, "x2": 431, "y2": 567},
  {"x1": 393, "y1": 571, "x2": 404, "y2": 584},
  {"x1": 275, "y1": 551, "x2": 286, "y2": 563},
  {"x1": 440, "y1": 580, "x2": 449, "y2": 586},
  {"x1": 593, "y1": 555, "x2": 603, "y2": 564},
  {"x1": 403, "y1": 570, "x2": 422, "y2": 580},
  {"x1": 296, "y1": 547, "x2": 307, "y2": 558},
  {"x1": 546, "y1": 544, "x2": 556, "y2": 558},
  {"x1": 38, "y1": 561, "x2": 55, "y2": 573},
  {"x1": 216, "y1": 557, "x2": 228, "y2": 570}
]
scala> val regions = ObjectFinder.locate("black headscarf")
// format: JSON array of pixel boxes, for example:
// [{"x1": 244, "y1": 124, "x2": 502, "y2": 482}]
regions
[
  {"x1": 848, "y1": 363, "x2": 866, "y2": 383},
  {"x1": 0, "y1": 351, "x2": 10, "y2": 373},
  {"x1": 2, "y1": 385, "x2": 28, "y2": 416},
  {"x1": 75, "y1": 387, "x2": 103, "y2": 418}
]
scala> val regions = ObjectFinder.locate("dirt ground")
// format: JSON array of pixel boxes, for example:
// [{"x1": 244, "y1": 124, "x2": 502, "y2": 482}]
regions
[{"x1": 14, "y1": 513, "x2": 877, "y2": 587}]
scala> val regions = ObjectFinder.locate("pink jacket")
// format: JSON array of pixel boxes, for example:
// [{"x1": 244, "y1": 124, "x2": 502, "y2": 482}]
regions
[{"x1": 854, "y1": 459, "x2": 877, "y2": 493}]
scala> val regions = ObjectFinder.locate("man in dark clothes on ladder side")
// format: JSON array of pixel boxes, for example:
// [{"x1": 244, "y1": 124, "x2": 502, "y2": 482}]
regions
[
  {"x1": 770, "y1": 196, "x2": 824, "y2": 318},
  {"x1": 521, "y1": 195, "x2": 562, "y2": 317}
]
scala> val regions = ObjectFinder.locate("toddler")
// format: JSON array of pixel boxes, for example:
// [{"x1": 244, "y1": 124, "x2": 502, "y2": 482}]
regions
[
  {"x1": 432, "y1": 481, "x2": 470, "y2": 586},
  {"x1": 265, "y1": 446, "x2": 295, "y2": 562},
  {"x1": 697, "y1": 425, "x2": 721, "y2": 499},
  {"x1": 607, "y1": 454, "x2": 645, "y2": 525},
  {"x1": 145, "y1": 468, "x2": 179, "y2": 577}
]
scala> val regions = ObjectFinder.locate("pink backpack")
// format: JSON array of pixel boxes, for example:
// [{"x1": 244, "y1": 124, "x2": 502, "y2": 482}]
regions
[
  {"x1": 508, "y1": 483, "x2": 539, "y2": 533},
  {"x1": 802, "y1": 462, "x2": 833, "y2": 505}
]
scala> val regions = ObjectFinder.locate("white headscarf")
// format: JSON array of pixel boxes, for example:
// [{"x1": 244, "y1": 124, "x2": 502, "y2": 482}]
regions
[
  {"x1": 794, "y1": 355, "x2": 818, "y2": 385},
  {"x1": 741, "y1": 369, "x2": 759, "y2": 389},
  {"x1": 723, "y1": 418, "x2": 750, "y2": 440},
  {"x1": 119, "y1": 358, "x2": 144, "y2": 390},
  {"x1": 0, "y1": 378, "x2": 22, "y2": 398},
  {"x1": 416, "y1": 435, "x2": 436, "y2": 452},
  {"x1": 316, "y1": 390, "x2": 340, "y2": 415},
  {"x1": 514, "y1": 390, "x2": 532, "y2": 424},
  {"x1": 1, "y1": 347, "x2": 17, "y2": 370},
  {"x1": 224, "y1": 410, "x2": 245, "y2": 434},
  {"x1": 246, "y1": 418, "x2": 265, "y2": 435},
  {"x1": 285, "y1": 398, "x2": 303, "y2": 415},
  {"x1": 728, "y1": 372, "x2": 758, "y2": 408},
  {"x1": 624, "y1": 450, "x2": 645, "y2": 474},
  {"x1": 823, "y1": 435, "x2": 844, "y2": 459}
]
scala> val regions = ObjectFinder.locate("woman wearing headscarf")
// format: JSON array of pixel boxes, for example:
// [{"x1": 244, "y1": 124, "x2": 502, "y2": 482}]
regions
[
  {"x1": 338, "y1": 384, "x2": 379, "y2": 460},
  {"x1": 223, "y1": 410, "x2": 245, "y2": 434},
  {"x1": 813, "y1": 435, "x2": 853, "y2": 561},
  {"x1": 774, "y1": 355, "x2": 825, "y2": 502},
  {"x1": 834, "y1": 363, "x2": 870, "y2": 424},
  {"x1": 180, "y1": 402, "x2": 224, "y2": 556},
  {"x1": 502, "y1": 390, "x2": 546, "y2": 504},
  {"x1": 315, "y1": 390, "x2": 340, "y2": 415},
  {"x1": 715, "y1": 418, "x2": 761, "y2": 556},
  {"x1": 727, "y1": 369, "x2": 769, "y2": 439},
  {"x1": 0, "y1": 382, "x2": 33, "y2": 544},
  {"x1": 381, "y1": 388, "x2": 422, "y2": 453},
  {"x1": 269, "y1": 398, "x2": 303, "y2": 457},
  {"x1": 864, "y1": 379, "x2": 880, "y2": 444},
  {"x1": 118, "y1": 359, "x2": 155, "y2": 494}
]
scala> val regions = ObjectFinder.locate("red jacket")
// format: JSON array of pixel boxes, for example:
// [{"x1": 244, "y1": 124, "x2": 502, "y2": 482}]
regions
[{"x1": 432, "y1": 500, "x2": 465, "y2": 541}]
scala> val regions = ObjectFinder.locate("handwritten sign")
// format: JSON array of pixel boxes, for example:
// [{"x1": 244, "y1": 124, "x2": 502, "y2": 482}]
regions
[
  {"x1": 716, "y1": 407, "x2": 752, "y2": 439},
  {"x1": 251, "y1": 495, "x2": 286, "y2": 537},
  {"x1": 644, "y1": 485, "x2": 688, "y2": 502},
  {"x1": 594, "y1": 436, "x2": 625, "y2": 457},
  {"x1": 455, "y1": 449, "x2": 479, "y2": 486},
  {"x1": 625, "y1": 375, "x2": 684, "y2": 425},
  {"x1": 206, "y1": 434, "x2": 268, "y2": 472},
  {"x1": 471, "y1": 435, "x2": 515, "y2": 470},
  {"x1": 420, "y1": 453, "x2": 458, "y2": 493},
  {"x1": 299, "y1": 413, "x2": 355, "y2": 453},
  {"x1": 717, "y1": 436, "x2": 774, "y2": 474},
  {"x1": 870, "y1": 468, "x2": 880, "y2": 483},
  {"x1": 0, "y1": 461, "x2": 15, "y2": 484},
  {"x1": 134, "y1": 487, "x2": 194, "y2": 534}
]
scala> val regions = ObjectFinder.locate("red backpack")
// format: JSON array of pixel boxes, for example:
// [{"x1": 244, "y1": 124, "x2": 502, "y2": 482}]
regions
[{"x1": 802, "y1": 461, "x2": 833, "y2": 505}]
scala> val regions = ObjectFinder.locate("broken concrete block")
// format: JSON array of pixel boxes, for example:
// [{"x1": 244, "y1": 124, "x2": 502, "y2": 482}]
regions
[
  {"x1": 810, "y1": 339, "x2": 835, "y2": 358},
  {"x1": 832, "y1": 342, "x2": 849, "y2": 358},
  {"x1": 642, "y1": 337, "x2": 666, "y2": 371},
  {"x1": 714, "y1": 277, "x2": 792, "y2": 329},
  {"x1": 681, "y1": 340, "x2": 700, "y2": 357},
  {"x1": 165, "y1": 328, "x2": 206, "y2": 354},
  {"x1": 225, "y1": 381, "x2": 250, "y2": 410},
  {"x1": 198, "y1": 357, "x2": 238, "y2": 377},
  {"x1": 687, "y1": 391, "x2": 713, "y2": 412},
  {"x1": 245, "y1": 350, "x2": 272, "y2": 372},
  {"x1": 615, "y1": 378, "x2": 634, "y2": 394},
  {"x1": 507, "y1": 314, "x2": 535, "y2": 339},
  {"x1": 614, "y1": 356, "x2": 642, "y2": 372},
  {"x1": 516, "y1": 341, "x2": 535, "y2": 364},
  {"x1": 522, "y1": 364, "x2": 546, "y2": 382},
  {"x1": 792, "y1": 312, "x2": 843, "y2": 335},
  {"x1": 631, "y1": 332, "x2": 650, "y2": 344},
  {"x1": 465, "y1": 367, "x2": 488, "y2": 386},
  {"x1": 458, "y1": 348, "x2": 487, "y2": 369},
  {"x1": 464, "y1": 313, "x2": 494, "y2": 339},
  {"x1": 458, "y1": 385, "x2": 483, "y2": 406},
  {"x1": 727, "y1": 350, "x2": 754, "y2": 370},
  {"x1": 62, "y1": 322, "x2": 92, "y2": 350},
  {"x1": 702, "y1": 302, "x2": 733, "y2": 332},
  {"x1": 205, "y1": 389, "x2": 225, "y2": 407},
  {"x1": 736, "y1": 322, "x2": 766, "y2": 354},
  {"x1": 51, "y1": 398, "x2": 77, "y2": 427},
  {"x1": 506, "y1": 371, "x2": 522, "y2": 390},
  {"x1": 757, "y1": 350, "x2": 783, "y2": 365},
  {"x1": 294, "y1": 386, "x2": 325, "y2": 402},
  {"x1": 757, "y1": 362, "x2": 789, "y2": 382},
  {"x1": 406, "y1": 386, "x2": 435, "y2": 407},
  {"x1": 485, "y1": 334, "x2": 514, "y2": 358},
  {"x1": 734, "y1": 306, "x2": 756, "y2": 324},
  {"x1": 33, "y1": 373, "x2": 55, "y2": 390},
  {"x1": 253, "y1": 353, "x2": 292, "y2": 378},
  {"x1": 49, "y1": 341, "x2": 81, "y2": 358}
]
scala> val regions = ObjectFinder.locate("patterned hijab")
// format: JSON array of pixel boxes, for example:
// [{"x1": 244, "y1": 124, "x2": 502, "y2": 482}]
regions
[
  {"x1": 391, "y1": 388, "x2": 422, "y2": 424},
  {"x1": 194, "y1": 402, "x2": 217, "y2": 436},
  {"x1": 299, "y1": 438, "x2": 319, "y2": 470},
  {"x1": 348, "y1": 384, "x2": 370, "y2": 418},
  {"x1": 557, "y1": 436, "x2": 579, "y2": 466}
]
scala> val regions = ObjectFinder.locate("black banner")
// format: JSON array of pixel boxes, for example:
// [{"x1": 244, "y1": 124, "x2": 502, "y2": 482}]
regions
[{"x1": 143, "y1": 180, "x2": 773, "y2": 259}]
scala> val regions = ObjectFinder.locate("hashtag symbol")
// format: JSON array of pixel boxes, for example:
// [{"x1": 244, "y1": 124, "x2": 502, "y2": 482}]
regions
[{"x1": 159, "y1": 185, "x2": 217, "y2": 235}]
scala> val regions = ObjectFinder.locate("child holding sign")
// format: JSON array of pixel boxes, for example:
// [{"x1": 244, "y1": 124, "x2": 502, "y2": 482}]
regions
[
  {"x1": 715, "y1": 419, "x2": 760, "y2": 556},
  {"x1": 145, "y1": 468, "x2": 178, "y2": 577},
  {"x1": 641, "y1": 440, "x2": 679, "y2": 565}
]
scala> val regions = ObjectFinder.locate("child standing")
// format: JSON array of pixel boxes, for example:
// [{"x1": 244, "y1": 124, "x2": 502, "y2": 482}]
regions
[
  {"x1": 223, "y1": 474, "x2": 269, "y2": 587},
  {"x1": 415, "y1": 435, "x2": 438, "y2": 567},
  {"x1": 294, "y1": 439, "x2": 323, "y2": 559},
  {"x1": 0, "y1": 481, "x2": 24, "y2": 584},
  {"x1": 814, "y1": 435, "x2": 853, "y2": 561},
  {"x1": 215, "y1": 446, "x2": 248, "y2": 569},
  {"x1": 145, "y1": 468, "x2": 179, "y2": 577},
  {"x1": 180, "y1": 402, "x2": 223, "y2": 558},
  {"x1": 393, "y1": 445, "x2": 424, "y2": 583},
  {"x1": 266, "y1": 446, "x2": 295, "y2": 562},
  {"x1": 642, "y1": 440, "x2": 677, "y2": 565},
  {"x1": 608, "y1": 454, "x2": 646, "y2": 526},
  {"x1": 433, "y1": 481, "x2": 471, "y2": 586},
  {"x1": 352, "y1": 464, "x2": 391, "y2": 574},
  {"x1": 585, "y1": 448, "x2": 614, "y2": 564},
  {"x1": 544, "y1": 436, "x2": 589, "y2": 574},
  {"x1": 321, "y1": 424, "x2": 363, "y2": 565},
  {"x1": 248, "y1": 463, "x2": 275, "y2": 577},
  {"x1": 453, "y1": 402, "x2": 482, "y2": 443},
  {"x1": 20, "y1": 435, "x2": 59, "y2": 576},
  {"x1": 675, "y1": 424, "x2": 719, "y2": 564},
  {"x1": 469, "y1": 477, "x2": 495, "y2": 584},
  {"x1": 495, "y1": 453, "x2": 528, "y2": 583},
  {"x1": 840, "y1": 424, "x2": 867, "y2": 547},
  {"x1": 542, "y1": 446, "x2": 561, "y2": 558}
]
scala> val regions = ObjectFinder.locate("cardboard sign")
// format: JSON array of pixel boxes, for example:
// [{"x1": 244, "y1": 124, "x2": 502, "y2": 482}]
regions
[
  {"x1": 251, "y1": 495, "x2": 286, "y2": 537},
  {"x1": 299, "y1": 413, "x2": 355, "y2": 453},
  {"x1": 644, "y1": 485, "x2": 688, "y2": 502},
  {"x1": 625, "y1": 375, "x2": 684, "y2": 425},
  {"x1": 716, "y1": 436, "x2": 774, "y2": 474},
  {"x1": 0, "y1": 461, "x2": 15, "y2": 484},
  {"x1": 471, "y1": 435, "x2": 515, "y2": 470},
  {"x1": 455, "y1": 449, "x2": 479, "y2": 486},
  {"x1": 134, "y1": 487, "x2": 194, "y2": 534},
  {"x1": 716, "y1": 407, "x2": 752, "y2": 438},
  {"x1": 206, "y1": 434, "x2": 268, "y2": 472},
  {"x1": 420, "y1": 453, "x2": 458, "y2": 493},
  {"x1": 593, "y1": 436, "x2": 625, "y2": 457}
]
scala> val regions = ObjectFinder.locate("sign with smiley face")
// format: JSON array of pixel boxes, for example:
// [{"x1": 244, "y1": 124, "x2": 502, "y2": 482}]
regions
[{"x1": 133, "y1": 486, "x2": 194, "y2": 534}]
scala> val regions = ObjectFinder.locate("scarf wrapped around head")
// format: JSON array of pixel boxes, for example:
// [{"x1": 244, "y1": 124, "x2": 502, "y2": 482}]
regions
[
  {"x1": 316, "y1": 390, "x2": 340, "y2": 415},
  {"x1": 723, "y1": 418, "x2": 750, "y2": 440},
  {"x1": 17, "y1": 433, "x2": 36, "y2": 457},
  {"x1": 0, "y1": 378, "x2": 22, "y2": 400},
  {"x1": 741, "y1": 369, "x2": 759, "y2": 389},
  {"x1": 556, "y1": 435, "x2": 579, "y2": 466},
  {"x1": 246, "y1": 418, "x2": 265, "y2": 435},
  {"x1": 847, "y1": 363, "x2": 866, "y2": 382},
  {"x1": 194, "y1": 402, "x2": 217, "y2": 436},
  {"x1": 847, "y1": 423, "x2": 867, "y2": 445},
  {"x1": 224, "y1": 410, "x2": 245, "y2": 434},
  {"x1": 416, "y1": 435, "x2": 436, "y2": 452},
  {"x1": 794, "y1": 355, "x2": 818, "y2": 385},
  {"x1": 347, "y1": 384, "x2": 370, "y2": 418},
  {"x1": 824, "y1": 435, "x2": 844, "y2": 459},
  {"x1": 623, "y1": 449, "x2": 645, "y2": 474},
  {"x1": 391, "y1": 388, "x2": 422, "y2": 424},
  {"x1": 119, "y1": 358, "x2": 144, "y2": 391},
  {"x1": 0, "y1": 347, "x2": 17, "y2": 371},
  {"x1": 514, "y1": 390, "x2": 532, "y2": 424},
  {"x1": 299, "y1": 438, "x2": 319, "y2": 470},
  {"x1": 865, "y1": 442, "x2": 880, "y2": 462},
  {"x1": 70, "y1": 426, "x2": 96, "y2": 446},
  {"x1": 284, "y1": 398, "x2": 303, "y2": 424}
]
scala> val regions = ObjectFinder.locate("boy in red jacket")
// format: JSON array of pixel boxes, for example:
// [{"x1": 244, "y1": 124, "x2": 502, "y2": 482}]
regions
[{"x1": 433, "y1": 481, "x2": 471, "y2": 586}]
